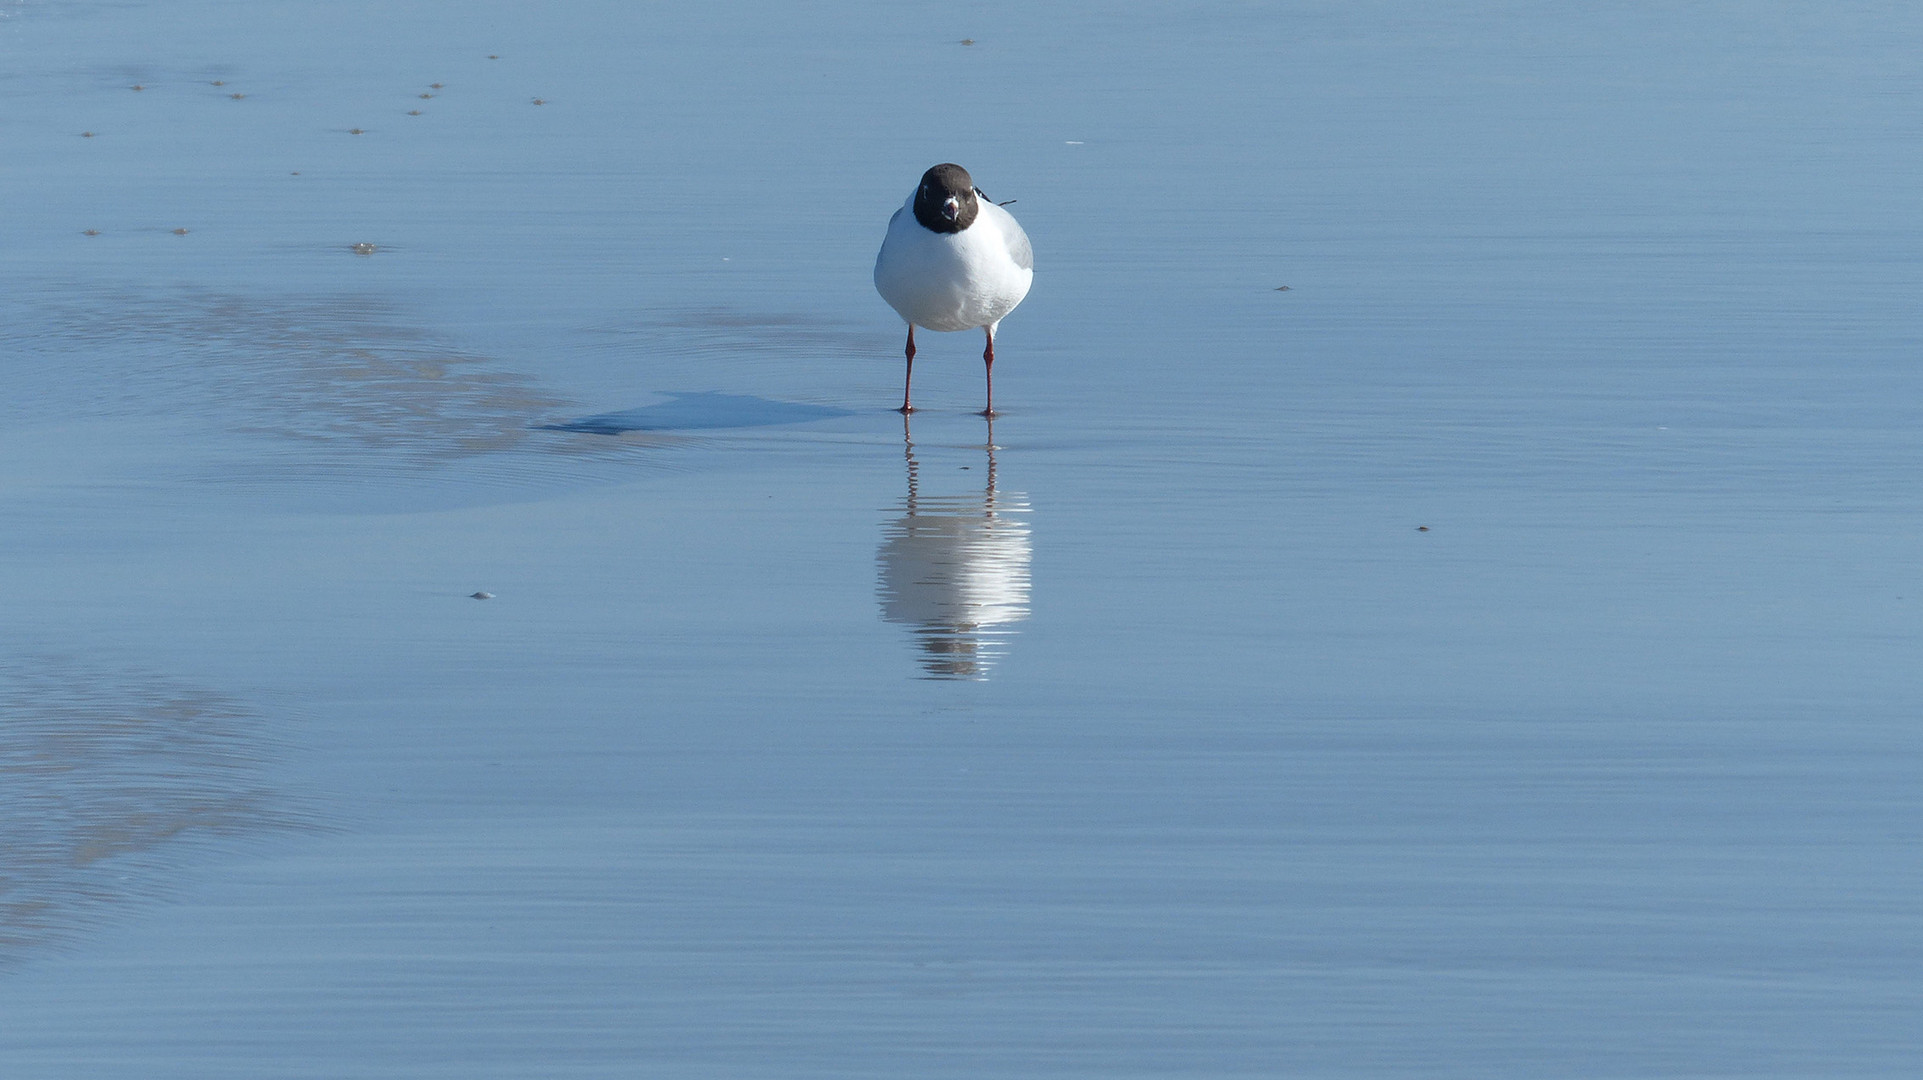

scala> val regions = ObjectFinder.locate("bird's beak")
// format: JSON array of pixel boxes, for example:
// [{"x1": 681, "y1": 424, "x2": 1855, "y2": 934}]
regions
[{"x1": 941, "y1": 196, "x2": 960, "y2": 221}]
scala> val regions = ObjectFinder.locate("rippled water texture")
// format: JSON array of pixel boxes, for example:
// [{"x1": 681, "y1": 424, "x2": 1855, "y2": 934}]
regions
[
  {"x1": 4, "y1": 1, "x2": 1923, "y2": 1077},
  {"x1": 0, "y1": 660, "x2": 297, "y2": 963}
]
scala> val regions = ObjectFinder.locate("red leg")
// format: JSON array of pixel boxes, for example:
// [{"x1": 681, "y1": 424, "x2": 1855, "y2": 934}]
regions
[
  {"x1": 898, "y1": 325, "x2": 916, "y2": 414},
  {"x1": 980, "y1": 326, "x2": 996, "y2": 417}
]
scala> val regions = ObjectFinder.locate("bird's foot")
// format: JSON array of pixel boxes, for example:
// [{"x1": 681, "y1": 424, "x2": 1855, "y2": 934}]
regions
[{"x1": 897, "y1": 404, "x2": 916, "y2": 415}]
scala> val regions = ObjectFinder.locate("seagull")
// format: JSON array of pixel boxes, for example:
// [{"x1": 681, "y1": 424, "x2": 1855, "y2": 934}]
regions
[{"x1": 874, "y1": 163, "x2": 1033, "y2": 416}]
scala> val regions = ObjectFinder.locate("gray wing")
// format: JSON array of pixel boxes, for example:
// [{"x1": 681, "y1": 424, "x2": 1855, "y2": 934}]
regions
[{"x1": 1003, "y1": 212, "x2": 1033, "y2": 271}]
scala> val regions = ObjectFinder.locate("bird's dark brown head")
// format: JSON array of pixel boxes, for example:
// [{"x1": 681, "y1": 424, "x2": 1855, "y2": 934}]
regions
[{"x1": 912, "y1": 163, "x2": 979, "y2": 234}]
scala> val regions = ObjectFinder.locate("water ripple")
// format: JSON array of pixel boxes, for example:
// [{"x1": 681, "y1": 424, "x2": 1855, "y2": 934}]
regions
[{"x1": 0, "y1": 657, "x2": 305, "y2": 965}]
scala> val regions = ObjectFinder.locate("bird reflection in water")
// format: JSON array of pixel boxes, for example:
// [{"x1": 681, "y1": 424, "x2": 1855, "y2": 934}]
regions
[{"x1": 877, "y1": 417, "x2": 1032, "y2": 679}]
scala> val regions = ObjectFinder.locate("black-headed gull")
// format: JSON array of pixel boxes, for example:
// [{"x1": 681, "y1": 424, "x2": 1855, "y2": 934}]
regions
[{"x1": 873, "y1": 163, "x2": 1033, "y2": 416}]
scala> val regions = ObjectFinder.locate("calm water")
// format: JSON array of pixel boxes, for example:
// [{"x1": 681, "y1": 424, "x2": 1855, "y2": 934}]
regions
[{"x1": 4, "y1": 1, "x2": 1923, "y2": 1075}]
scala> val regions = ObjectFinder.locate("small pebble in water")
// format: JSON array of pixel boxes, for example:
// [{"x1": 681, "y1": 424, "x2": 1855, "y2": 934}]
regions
[
  {"x1": 960, "y1": 38, "x2": 976, "y2": 45},
  {"x1": 351, "y1": 242, "x2": 377, "y2": 255},
  {"x1": 81, "y1": 131, "x2": 95, "y2": 137},
  {"x1": 471, "y1": 592, "x2": 494, "y2": 600},
  {"x1": 408, "y1": 109, "x2": 422, "y2": 116},
  {"x1": 1417, "y1": 526, "x2": 1430, "y2": 531},
  {"x1": 1274, "y1": 285, "x2": 1291, "y2": 291},
  {"x1": 348, "y1": 127, "x2": 365, "y2": 134},
  {"x1": 83, "y1": 229, "x2": 100, "y2": 236},
  {"x1": 419, "y1": 92, "x2": 432, "y2": 99},
  {"x1": 531, "y1": 97, "x2": 545, "y2": 105},
  {"x1": 488, "y1": 54, "x2": 500, "y2": 59},
  {"x1": 211, "y1": 80, "x2": 225, "y2": 86},
  {"x1": 230, "y1": 92, "x2": 245, "y2": 99},
  {"x1": 130, "y1": 84, "x2": 144, "y2": 91},
  {"x1": 430, "y1": 83, "x2": 444, "y2": 89},
  {"x1": 172, "y1": 228, "x2": 189, "y2": 235}
]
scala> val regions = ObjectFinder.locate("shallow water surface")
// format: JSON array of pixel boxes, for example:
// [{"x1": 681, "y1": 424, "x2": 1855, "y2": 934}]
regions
[
  {"x1": 0, "y1": 658, "x2": 303, "y2": 963},
  {"x1": 4, "y1": 1, "x2": 1923, "y2": 1076}
]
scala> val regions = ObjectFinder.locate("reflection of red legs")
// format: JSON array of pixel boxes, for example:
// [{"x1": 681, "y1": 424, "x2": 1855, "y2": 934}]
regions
[
  {"x1": 981, "y1": 326, "x2": 996, "y2": 417},
  {"x1": 898, "y1": 325, "x2": 917, "y2": 414}
]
